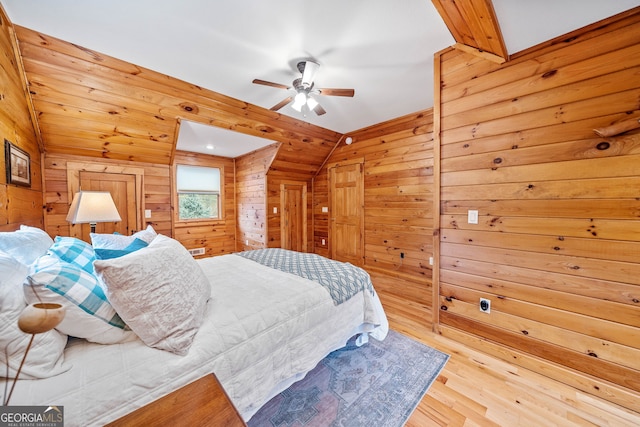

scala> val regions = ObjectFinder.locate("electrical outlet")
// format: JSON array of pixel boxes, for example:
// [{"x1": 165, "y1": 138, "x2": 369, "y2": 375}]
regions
[
  {"x1": 321, "y1": 238, "x2": 326, "y2": 246},
  {"x1": 429, "y1": 256, "x2": 434, "y2": 265},
  {"x1": 480, "y1": 298, "x2": 491, "y2": 313}
]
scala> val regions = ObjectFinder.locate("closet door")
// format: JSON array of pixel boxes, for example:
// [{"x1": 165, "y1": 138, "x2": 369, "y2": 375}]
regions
[
  {"x1": 76, "y1": 171, "x2": 136, "y2": 240},
  {"x1": 329, "y1": 162, "x2": 363, "y2": 266},
  {"x1": 280, "y1": 181, "x2": 307, "y2": 252},
  {"x1": 66, "y1": 162, "x2": 144, "y2": 242}
]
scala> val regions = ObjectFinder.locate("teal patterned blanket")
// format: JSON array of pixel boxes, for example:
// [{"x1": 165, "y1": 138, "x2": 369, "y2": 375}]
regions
[{"x1": 235, "y1": 248, "x2": 374, "y2": 305}]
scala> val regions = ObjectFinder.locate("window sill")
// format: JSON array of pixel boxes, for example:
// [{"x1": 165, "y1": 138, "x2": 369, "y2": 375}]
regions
[{"x1": 175, "y1": 218, "x2": 225, "y2": 228}]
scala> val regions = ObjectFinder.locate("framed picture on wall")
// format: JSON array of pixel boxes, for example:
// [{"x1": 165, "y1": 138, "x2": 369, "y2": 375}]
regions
[{"x1": 5, "y1": 139, "x2": 31, "y2": 187}]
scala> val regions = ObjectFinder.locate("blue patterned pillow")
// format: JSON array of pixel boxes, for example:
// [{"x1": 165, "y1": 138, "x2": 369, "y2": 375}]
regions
[
  {"x1": 28, "y1": 255, "x2": 127, "y2": 331},
  {"x1": 94, "y1": 238, "x2": 148, "y2": 260},
  {"x1": 48, "y1": 236, "x2": 96, "y2": 274},
  {"x1": 90, "y1": 225, "x2": 157, "y2": 250}
]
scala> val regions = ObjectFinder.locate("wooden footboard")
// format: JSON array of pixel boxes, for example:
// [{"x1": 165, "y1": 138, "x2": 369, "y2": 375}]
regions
[{"x1": 106, "y1": 374, "x2": 246, "y2": 426}]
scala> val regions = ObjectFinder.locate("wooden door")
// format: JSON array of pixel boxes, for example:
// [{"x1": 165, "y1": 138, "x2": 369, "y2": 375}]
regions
[
  {"x1": 330, "y1": 163, "x2": 364, "y2": 265},
  {"x1": 280, "y1": 181, "x2": 307, "y2": 252},
  {"x1": 77, "y1": 171, "x2": 137, "y2": 240}
]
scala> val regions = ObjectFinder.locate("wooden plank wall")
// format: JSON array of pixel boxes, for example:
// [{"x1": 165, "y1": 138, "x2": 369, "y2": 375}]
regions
[
  {"x1": 12, "y1": 26, "x2": 340, "y2": 166},
  {"x1": 436, "y1": 10, "x2": 640, "y2": 409},
  {"x1": 43, "y1": 150, "x2": 236, "y2": 258},
  {"x1": 10, "y1": 25, "x2": 340, "y2": 250},
  {"x1": 0, "y1": 5, "x2": 43, "y2": 231},
  {"x1": 43, "y1": 153, "x2": 172, "y2": 238},
  {"x1": 235, "y1": 144, "x2": 279, "y2": 251},
  {"x1": 313, "y1": 111, "x2": 435, "y2": 331},
  {"x1": 266, "y1": 137, "x2": 339, "y2": 252}
]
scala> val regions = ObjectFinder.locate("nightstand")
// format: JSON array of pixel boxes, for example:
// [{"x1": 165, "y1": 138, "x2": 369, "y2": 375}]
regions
[{"x1": 106, "y1": 374, "x2": 246, "y2": 426}]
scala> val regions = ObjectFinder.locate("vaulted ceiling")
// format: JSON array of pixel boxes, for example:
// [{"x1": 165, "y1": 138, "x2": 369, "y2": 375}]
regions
[{"x1": 2, "y1": 0, "x2": 638, "y2": 161}]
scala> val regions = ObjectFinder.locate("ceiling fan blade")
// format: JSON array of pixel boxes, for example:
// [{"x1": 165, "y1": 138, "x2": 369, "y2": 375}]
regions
[
  {"x1": 301, "y1": 61, "x2": 320, "y2": 88},
  {"x1": 317, "y1": 88, "x2": 355, "y2": 97},
  {"x1": 270, "y1": 96, "x2": 293, "y2": 111},
  {"x1": 252, "y1": 79, "x2": 290, "y2": 90},
  {"x1": 313, "y1": 103, "x2": 327, "y2": 116}
]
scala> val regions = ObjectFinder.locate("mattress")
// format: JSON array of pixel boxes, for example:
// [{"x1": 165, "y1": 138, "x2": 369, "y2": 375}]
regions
[{"x1": 3, "y1": 253, "x2": 388, "y2": 425}]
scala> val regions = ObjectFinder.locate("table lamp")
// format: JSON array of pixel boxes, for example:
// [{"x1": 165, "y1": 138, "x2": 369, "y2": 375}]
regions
[{"x1": 66, "y1": 191, "x2": 121, "y2": 233}]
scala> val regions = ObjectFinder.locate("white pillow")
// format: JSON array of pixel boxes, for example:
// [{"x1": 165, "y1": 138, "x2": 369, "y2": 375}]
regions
[
  {"x1": 94, "y1": 235, "x2": 211, "y2": 355},
  {"x1": 0, "y1": 251, "x2": 69, "y2": 380},
  {"x1": 26, "y1": 254, "x2": 137, "y2": 344},
  {"x1": 0, "y1": 249, "x2": 28, "y2": 293},
  {"x1": 0, "y1": 225, "x2": 53, "y2": 265},
  {"x1": 90, "y1": 225, "x2": 157, "y2": 250}
]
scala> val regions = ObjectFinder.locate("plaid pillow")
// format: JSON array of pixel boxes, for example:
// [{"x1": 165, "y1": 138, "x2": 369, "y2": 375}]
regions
[
  {"x1": 28, "y1": 255, "x2": 126, "y2": 329},
  {"x1": 48, "y1": 236, "x2": 96, "y2": 274}
]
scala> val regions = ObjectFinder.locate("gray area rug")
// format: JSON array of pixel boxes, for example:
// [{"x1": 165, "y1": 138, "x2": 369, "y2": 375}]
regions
[{"x1": 248, "y1": 330, "x2": 449, "y2": 427}]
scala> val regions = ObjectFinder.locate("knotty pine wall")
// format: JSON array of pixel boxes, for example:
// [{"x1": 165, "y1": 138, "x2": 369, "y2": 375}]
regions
[
  {"x1": 266, "y1": 137, "x2": 338, "y2": 251},
  {"x1": 236, "y1": 144, "x2": 279, "y2": 251},
  {"x1": 43, "y1": 153, "x2": 172, "y2": 238},
  {"x1": 236, "y1": 138, "x2": 332, "y2": 252},
  {"x1": 313, "y1": 111, "x2": 435, "y2": 330},
  {"x1": 12, "y1": 25, "x2": 340, "y2": 166},
  {"x1": 436, "y1": 10, "x2": 640, "y2": 409},
  {"x1": 6, "y1": 22, "x2": 340, "y2": 251},
  {"x1": 43, "y1": 150, "x2": 238, "y2": 257},
  {"x1": 0, "y1": 5, "x2": 42, "y2": 231}
]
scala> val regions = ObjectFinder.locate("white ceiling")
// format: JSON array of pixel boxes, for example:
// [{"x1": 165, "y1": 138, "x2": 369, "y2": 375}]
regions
[
  {"x1": 3, "y1": 0, "x2": 638, "y2": 157},
  {"x1": 177, "y1": 120, "x2": 276, "y2": 157}
]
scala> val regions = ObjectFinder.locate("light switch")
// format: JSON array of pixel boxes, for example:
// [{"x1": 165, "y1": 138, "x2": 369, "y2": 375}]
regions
[
  {"x1": 273, "y1": 207, "x2": 278, "y2": 214},
  {"x1": 467, "y1": 210, "x2": 479, "y2": 224},
  {"x1": 321, "y1": 239, "x2": 326, "y2": 246},
  {"x1": 144, "y1": 209, "x2": 151, "y2": 218}
]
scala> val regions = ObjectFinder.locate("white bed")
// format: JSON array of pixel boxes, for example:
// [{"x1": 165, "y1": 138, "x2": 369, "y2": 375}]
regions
[{"x1": 0, "y1": 228, "x2": 388, "y2": 426}]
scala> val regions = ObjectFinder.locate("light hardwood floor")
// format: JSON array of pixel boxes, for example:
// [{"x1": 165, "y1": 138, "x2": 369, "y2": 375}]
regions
[{"x1": 380, "y1": 303, "x2": 640, "y2": 426}]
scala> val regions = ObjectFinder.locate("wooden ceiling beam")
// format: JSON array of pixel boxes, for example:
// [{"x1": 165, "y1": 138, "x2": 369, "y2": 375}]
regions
[{"x1": 432, "y1": 0, "x2": 508, "y2": 62}]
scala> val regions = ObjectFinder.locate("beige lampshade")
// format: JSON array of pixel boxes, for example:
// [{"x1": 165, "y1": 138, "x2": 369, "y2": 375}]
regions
[{"x1": 66, "y1": 191, "x2": 121, "y2": 224}]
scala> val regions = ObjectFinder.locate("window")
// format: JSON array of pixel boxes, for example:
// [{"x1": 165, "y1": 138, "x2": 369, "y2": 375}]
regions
[{"x1": 176, "y1": 165, "x2": 221, "y2": 220}]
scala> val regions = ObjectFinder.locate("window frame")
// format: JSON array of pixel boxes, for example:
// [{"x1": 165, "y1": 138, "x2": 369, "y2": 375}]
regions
[{"x1": 174, "y1": 163, "x2": 225, "y2": 224}]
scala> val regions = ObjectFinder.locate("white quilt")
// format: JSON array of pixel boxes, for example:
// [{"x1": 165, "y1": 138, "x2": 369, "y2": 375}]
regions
[{"x1": 4, "y1": 254, "x2": 388, "y2": 425}]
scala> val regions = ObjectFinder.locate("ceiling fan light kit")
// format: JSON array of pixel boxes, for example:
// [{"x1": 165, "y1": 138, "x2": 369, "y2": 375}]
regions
[
  {"x1": 253, "y1": 60, "x2": 354, "y2": 117},
  {"x1": 291, "y1": 91, "x2": 307, "y2": 112}
]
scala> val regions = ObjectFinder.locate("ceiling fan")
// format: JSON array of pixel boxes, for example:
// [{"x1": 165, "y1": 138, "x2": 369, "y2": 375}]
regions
[{"x1": 252, "y1": 60, "x2": 355, "y2": 116}]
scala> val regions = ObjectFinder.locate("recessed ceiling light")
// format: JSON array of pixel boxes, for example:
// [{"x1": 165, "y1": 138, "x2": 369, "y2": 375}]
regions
[{"x1": 206, "y1": 144, "x2": 214, "y2": 150}]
